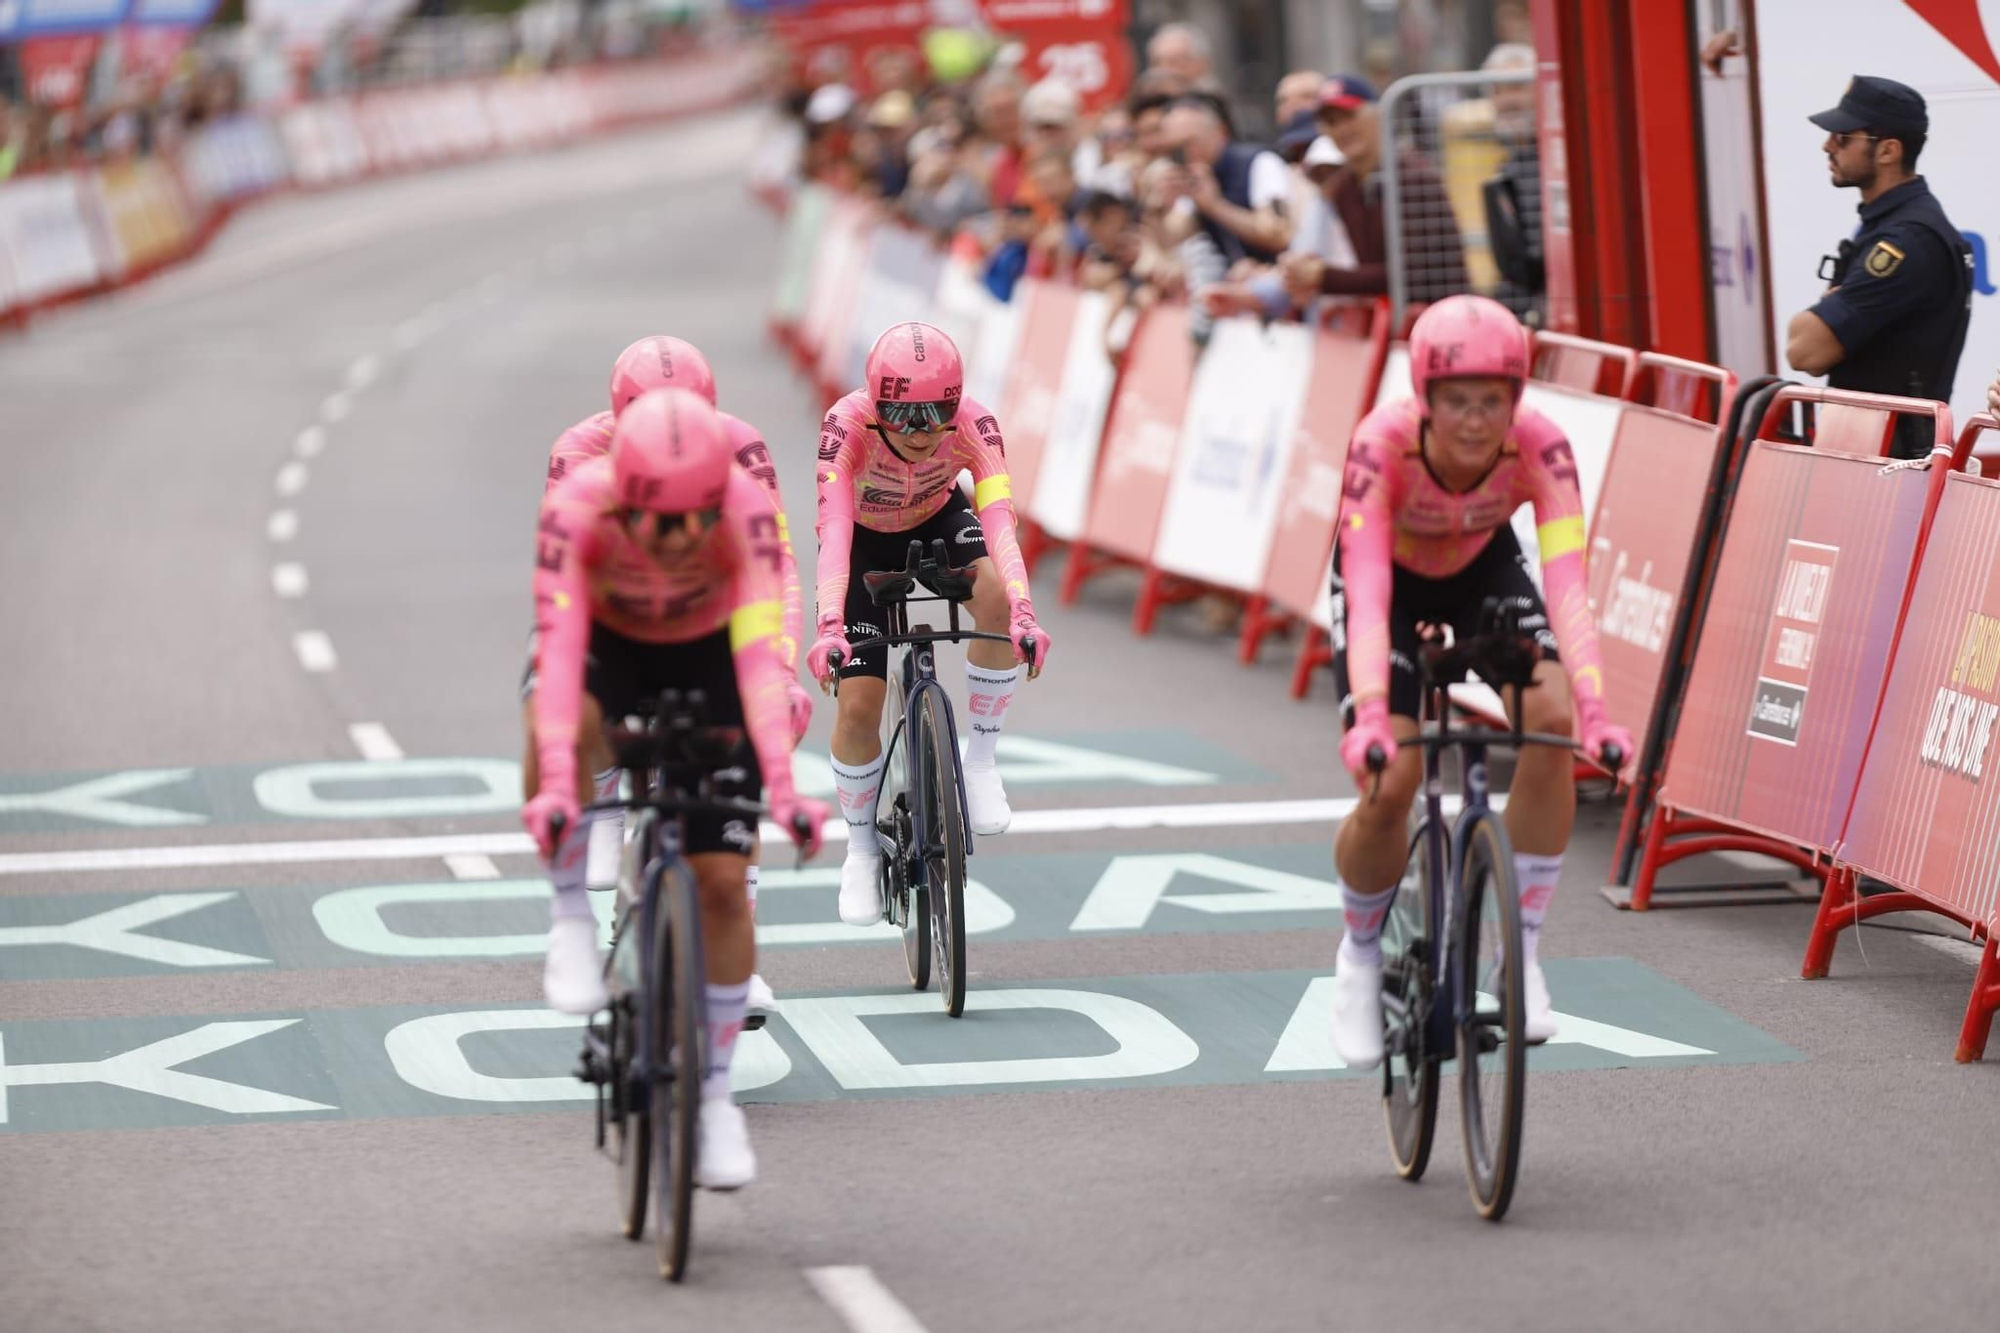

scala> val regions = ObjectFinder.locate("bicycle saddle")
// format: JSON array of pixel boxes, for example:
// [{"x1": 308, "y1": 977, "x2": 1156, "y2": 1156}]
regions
[{"x1": 864, "y1": 538, "x2": 979, "y2": 606}]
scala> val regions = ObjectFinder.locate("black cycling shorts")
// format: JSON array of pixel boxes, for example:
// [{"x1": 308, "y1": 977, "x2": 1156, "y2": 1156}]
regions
[
  {"x1": 836, "y1": 488, "x2": 988, "y2": 680},
  {"x1": 522, "y1": 623, "x2": 761, "y2": 856},
  {"x1": 1328, "y1": 523, "x2": 1560, "y2": 726}
]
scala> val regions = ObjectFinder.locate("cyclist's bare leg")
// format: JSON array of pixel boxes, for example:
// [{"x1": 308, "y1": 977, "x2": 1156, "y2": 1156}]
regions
[
  {"x1": 688, "y1": 852, "x2": 754, "y2": 982},
  {"x1": 830, "y1": 676, "x2": 888, "y2": 767},
  {"x1": 1501, "y1": 661, "x2": 1574, "y2": 855},
  {"x1": 1332, "y1": 714, "x2": 1424, "y2": 892},
  {"x1": 965, "y1": 557, "x2": 1016, "y2": 672},
  {"x1": 519, "y1": 690, "x2": 615, "y2": 807}
]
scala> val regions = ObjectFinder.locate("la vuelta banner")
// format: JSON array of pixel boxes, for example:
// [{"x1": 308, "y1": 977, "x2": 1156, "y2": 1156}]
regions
[
  {"x1": 19, "y1": 34, "x2": 105, "y2": 108},
  {"x1": 1842, "y1": 471, "x2": 2000, "y2": 927},
  {"x1": 1658, "y1": 443, "x2": 1932, "y2": 851},
  {"x1": 765, "y1": 0, "x2": 1133, "y2": 110}
]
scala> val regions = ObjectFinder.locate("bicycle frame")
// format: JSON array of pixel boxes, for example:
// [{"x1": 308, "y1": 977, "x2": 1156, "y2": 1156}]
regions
[
  {"x1": 582, "y1": 800, "x2": 688, "y2": 1120},
  {"x1": 1415, "y1": 672, "x2": 1500, "y2": 1058},
  {"x1": 877, "y1": 593, "x2": 975, "y2": 871}
]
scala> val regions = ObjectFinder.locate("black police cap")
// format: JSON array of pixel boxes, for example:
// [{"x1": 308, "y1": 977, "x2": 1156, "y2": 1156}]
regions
[{"x1": 1809, "y1": 75, "x2": 1928, "y2": 139}]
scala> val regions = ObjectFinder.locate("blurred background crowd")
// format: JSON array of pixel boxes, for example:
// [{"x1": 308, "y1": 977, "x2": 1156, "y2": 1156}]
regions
[{"x1": 776, "y1": 0, "x2": 1544, "y2": 349}]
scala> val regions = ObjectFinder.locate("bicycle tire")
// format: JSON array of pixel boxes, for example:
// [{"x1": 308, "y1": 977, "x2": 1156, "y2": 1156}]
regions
[
  {"x1": 1381, "y1": 816, "x2": 1441, "y2": 1181},
  {"x1": 918, "y1": 688, "x2": 968, "y2": 1017},
  {"x1": 653, "y1": 858, "x2": 706, "y2": 1280},
  {"x1": 612, "y1": 989, "x2": 650, "y2": 1240},
  {"x1": 1455, "y1": 811, "x2": 1526, "y2": 1221},
  {"x1": 885, "y1": 669, "x2": 930, "y2": 990}
]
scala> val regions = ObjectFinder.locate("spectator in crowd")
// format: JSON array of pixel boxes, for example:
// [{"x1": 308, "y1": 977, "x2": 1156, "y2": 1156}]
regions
[
  {"x1": 1479, "y1": 41, "x2": 1544, "y2": 317},
  {"x1": 1157, "y1": 96, "x2": 1293, "y2": 267},
  {"x1": 1200, "y1": 135, "x2": 1356, "y2": 321},
  {"x1": 1146, "y1": 22, "x2": 1217, "y2": 91},
  {"x1": 969, "y1": 70, "x2": 1027, "y2": 209},
  {"x1": 1079, "y1": 104, "x2": 1138, "y2": 196},
  {"x1": 1274, "y1": 70, "x2": 1326, "y2": 127},
  {"x1": 856, "y1": 91, "x2": 918, "y2": 199},
  {"x1": 801, "y1": 82, "x2": 861, "y2": 189},
  {"x1": 1077, "y1": 189, "x2": 1143, "y2": 295},
  {"x1": 1023, "y1": 149, "x2": 1083, "y2": 278},
  {"x1": 1129, "y1": 87, "x2": 1176, "y2": 163},
  {"x1": 1785, "y1": 74, "x2": 1972, "y2": 459},
  {"x1": 1281, "y1": 74, "x2": 1468, "y2": 307},
  {"x1": 1021, "y1": 76, "x2": 1084, "y2": 182},
  {"x1": 902, "y1": 111, "x2": 992, "y2": 238}
]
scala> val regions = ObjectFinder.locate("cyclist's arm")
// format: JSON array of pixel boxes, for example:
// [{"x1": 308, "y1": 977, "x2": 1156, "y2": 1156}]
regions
[
  {"x1": 725, "y1": 418, "x2": 803, "y2": 671},
  {"x1": 530, "y1": 467, "x2": 605, "y2": 796},
  {"x1": 1337, "y1": 425, "x2": 1398, "y2": 711},
  {"x1": 722, "y1": 471, "x2": 802, "y2": 802},
  {"x1": 545, "y1": 412, "x2": 615, "y2": 495},
  {"x1": 813, "y1": 399, "x2": 867, "y2": 633},
  {"x1": 961, "y1": 404, "x2": 1035, "y2": 617},
  {"x1": 1520, "y1": 416, "x2": 1611, "y2": 717}
]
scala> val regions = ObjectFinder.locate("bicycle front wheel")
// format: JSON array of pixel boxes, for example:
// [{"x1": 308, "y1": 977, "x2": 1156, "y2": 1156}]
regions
[
  {"x1": 652, "y1": 858, "x2": 706, "y2": 1280},
  {"x1": 885, "y1": 668, "x2": 930, "y2": 991},
  {"x1": 1381, "y1": 815, "x2": 1440, "y2": 1181},
  {"x1": 611, "y1": 991, "x2": 650, "y2": 1240},
  {"x1": 917, "y1": 688, "x2": 967, "y2": 1017},
  {"x1": 1455, "y1": 811, "x2": 1526, "y2": 1221}
]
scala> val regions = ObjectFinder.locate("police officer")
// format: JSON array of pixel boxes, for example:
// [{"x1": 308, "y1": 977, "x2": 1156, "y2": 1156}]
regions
[{"x1": 1784, "y1": 75, "x2": 1974, "y2": 458}]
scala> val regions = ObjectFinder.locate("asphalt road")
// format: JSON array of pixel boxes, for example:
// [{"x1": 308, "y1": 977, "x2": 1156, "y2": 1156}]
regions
[{"x1": 2, "y1": 106, "x2": 1996, "y2": 1333}]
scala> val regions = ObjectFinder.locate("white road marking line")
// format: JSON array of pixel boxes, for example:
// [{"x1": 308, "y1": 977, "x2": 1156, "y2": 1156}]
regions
[
  {"x1": 275, "y1": 462, "x2": 309, "y2": 496},
  {"x1": 271, "y1": 564, "x2": 308, "y2": 598},
  {"x1": 321, "y1": 392, "x2": 352, "y2": 423},
  {"x1": 293, "y1": 631, "x2": 337, "y2": 673},
  {"x1": 266, "y1": 510, "x2": 299, "y2": 542},
  {"x1": 0, "y1": 796, "x2": 1449, "y2": 877},
  {"x1": 347, "y1": 723, "x2": 404, "y2": 762},
  {"x1": 390, "y1": 320, "x2": 423, "y2": 352},
  {"x1": 445, "y1": 853, "x2": 503, "y2": 880},
  {"x1": 345, "y1": 355, "x2": 380, "y2": 391},
  {"x1": 294, "y1": 426, "x2": 326, "y2": 458},
  {"x1": 805, "y1": 1267, "x2": 930, "y2": 1333}
]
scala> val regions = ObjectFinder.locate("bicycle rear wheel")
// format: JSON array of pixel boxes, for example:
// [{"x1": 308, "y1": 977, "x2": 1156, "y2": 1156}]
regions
[
  {"x1": 1456, "y1": 811, "x2": 1526, "y2": 1221},
  {"x1": 917, "y1": 688, "x2": 967, "y2": 1017},
  {"x1": 652, "y1": 858, "x2": 706, "y2": 1280},
  {"x1": 1381, "y1": 816, "x2": 1440, "y2": 1181},
  {"x1": 611, "y1": 990, "x2": 649, "y2": 1240}
]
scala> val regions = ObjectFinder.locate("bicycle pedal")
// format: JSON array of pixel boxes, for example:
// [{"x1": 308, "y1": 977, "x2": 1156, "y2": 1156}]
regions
[
  {"x1": 1476, "y1": 1029, "x2": 1501, "y2": 1054},
  {"x1": 574, "y1": 1055, "x2": 607, "y2": 1085},
  {"x1": 743, "y1": 1013, "x2": 768, "y2": 1031}
]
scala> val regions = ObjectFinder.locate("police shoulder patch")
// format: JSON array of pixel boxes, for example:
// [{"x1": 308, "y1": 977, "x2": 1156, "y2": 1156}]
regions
[{"x1": 1864, "y1": 239, "x2": 1906, "y2": 278}]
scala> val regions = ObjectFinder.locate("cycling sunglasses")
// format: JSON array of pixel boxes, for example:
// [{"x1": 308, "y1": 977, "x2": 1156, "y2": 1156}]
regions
[
  {"x1": 623, "y1": 505, "x2": 723, "y2": 537},
  {"x1": 875, "y1": 399, "x2": 955, "y2": 433}
]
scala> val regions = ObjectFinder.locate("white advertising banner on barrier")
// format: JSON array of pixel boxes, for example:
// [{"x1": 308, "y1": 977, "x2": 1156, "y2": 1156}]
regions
[
  {"x1": 1756, "y1": 1, "x2": 2000, "y2": 431},
  {"x1": 0, "y1": 175, "x2": 103, "y2": 304},
  {"x1": 1032, "y1": 291, "x2": 1118, "y2": 541},
  {"x1": 1152, "y1": 317, "x2": 1317, "y2": 592}
]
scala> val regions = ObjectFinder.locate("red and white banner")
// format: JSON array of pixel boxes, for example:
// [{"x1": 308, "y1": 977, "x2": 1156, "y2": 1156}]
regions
[{"x1": 20, "y1": 35, "x2": 105, "y2": 109}]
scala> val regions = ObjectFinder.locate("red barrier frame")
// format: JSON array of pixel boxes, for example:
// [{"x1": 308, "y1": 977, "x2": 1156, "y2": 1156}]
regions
[
  {"x1": 1627, "y1": 387, "x2": 1955, "y2": 909},
  {"x1": 1530, "y1": 330, "x2": 1639, "y2": 397}
]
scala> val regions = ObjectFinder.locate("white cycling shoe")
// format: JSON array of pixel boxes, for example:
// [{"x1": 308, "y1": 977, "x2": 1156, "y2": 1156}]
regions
[
  {"x1": 746, "y1": 972, "x2": 776, "y2": 1015},
  {"x1": 695, "y1": 1097, "x2": 756, "y2": 1191},
  {"x1": 1524, "y1": 960, "x2": 1558, "y2": 1045},
  {"x1": 543, "y1": 915, "x2": 608, "y2": 1015},
  {"x1": 963, "y1": 762, "x2": 1012, "y2": 836},
  {"x1": 1330, "y1": 941, "x2": 1386, "y2": 1071},
  {"x1": 838, "y1": 847, "x2": 884, "y2": 925}
]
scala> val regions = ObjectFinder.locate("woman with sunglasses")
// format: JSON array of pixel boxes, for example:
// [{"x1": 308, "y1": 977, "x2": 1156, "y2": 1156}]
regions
[
  {"x1": 808, "y1": 321, "x2": 1052, "y2": 928},
  {"x1": 539, "y1": 335, "x2": 811, "y2": 1022},
  {"x1": 523, "y1": 386, "x2": 831, "y2": 1191}
]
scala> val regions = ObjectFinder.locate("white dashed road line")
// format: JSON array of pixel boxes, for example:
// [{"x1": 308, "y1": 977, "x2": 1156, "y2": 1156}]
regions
[
  {"x1": 805, "y1": 1267, "x2": 931, "y2": 1333},
  {"x1": 271, "y1": 564, "x2": 308, "y2": 598},
  {"x1": 267, "y1": 510, "x2": 299, "y2": 542},
  {"x1": 293, "y1": 631, "x2": 338, "y2": 673},
  {"x1": 294, "y1": 426, "x2": 326, "y2": 458},
  {"x1": 275, "y1": 462, "x2": 309, "y2": 496},
  {"x1": 321, "y1": 392, "x2": 352, "y2": 423},
  {"x1": 445, "y1": 853, "x2": 504, "y2": 880},
  {"x1": 345, "y1": 355, "x2": 380, "y2": 391},
  {"x1": 347, "y1": 722, "x2": 404, "y2": 762}
]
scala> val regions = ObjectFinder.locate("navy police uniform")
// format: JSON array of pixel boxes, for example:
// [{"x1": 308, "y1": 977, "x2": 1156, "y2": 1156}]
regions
[{"x1": 1807, "y1": 76, "x2": 1973, "y2": 459}]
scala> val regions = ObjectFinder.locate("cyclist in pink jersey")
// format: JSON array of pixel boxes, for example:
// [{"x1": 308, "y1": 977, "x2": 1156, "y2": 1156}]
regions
[
  {"x1": 805, "y1": 322, "x2": 1052, "y2": 927},
  {"x1": 1326, "y1": 295, "x2": 1632, "y2": 1068},
  {"x1": 522, "y1": 386, "x2": 830, "y2": 1191},
  {"x1": 540, "y1": 335, "x2": 810, "y2": 1019}
]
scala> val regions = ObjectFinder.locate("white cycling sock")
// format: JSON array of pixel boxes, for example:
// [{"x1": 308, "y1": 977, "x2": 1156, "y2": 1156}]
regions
[
  {"x1": 1515, "y1": 853, "x2": 1563, "y2": 965},
  {"x1": 744, "y1": 862, "x2": 759, "y2": 917},
  {"x1": 550, "y1": 768, "x2": 620, "y2": 920},
  {"x1": 584, "y1": 767, "x2": 623, "y2": 890},
  {"x1": 962, "y1": 664, "x2": 1021, "y2": 768},
  {"x1": 702, "y1": 979, "x2": 750, "y2": 1101},
  {"x1": 1338, "y1": 880, "x2": 1398, "y2": 965},
  {"x1": 832, "y1": 754, "x2": 885, "y2": 854}
]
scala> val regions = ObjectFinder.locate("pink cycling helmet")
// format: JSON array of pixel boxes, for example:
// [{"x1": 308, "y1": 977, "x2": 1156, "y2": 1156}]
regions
[
  {"x1": 609, "y1": 336, "x2": 717, "y2": 418},
  {"x1": 611, "y1": 387, "x2": 732, "y2": 514},
  {"x1": 1408, "y1": 295, "x2": 1530, "y2": 414},
  {"x1": 865, "y1": 322, "x2": 963, "y2": 430}
]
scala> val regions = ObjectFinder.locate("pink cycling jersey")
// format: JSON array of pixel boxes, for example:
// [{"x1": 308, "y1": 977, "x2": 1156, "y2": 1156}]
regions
[
  {"x1": 531, "y1": 456, "x2": 798, "y2": 803},
  {"x1": 547, "y1": 409, "x2": 803, "y2": 671},
  {"x1": 814, "y1": 390, "x2": 1034, "y2": 622},
  {"x1": 1338, "y1": 396, "x2": 1610, "y2": 717}
]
